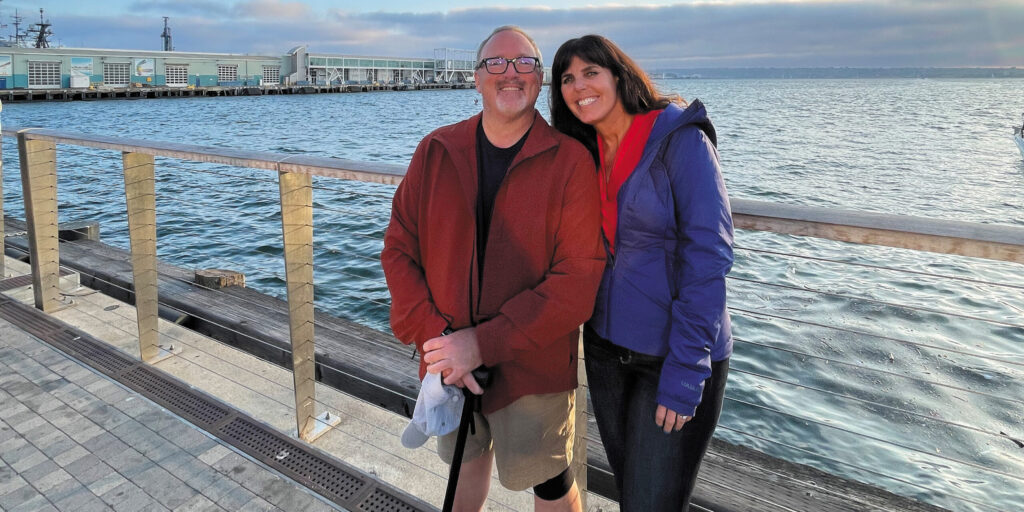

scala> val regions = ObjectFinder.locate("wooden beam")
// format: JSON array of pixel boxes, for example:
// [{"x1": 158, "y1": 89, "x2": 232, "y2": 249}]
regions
[
  {"x1": 17, "y1": 131, "x2": 60, "y2": 312},
  {"x1": 123, "y1": 151, "x2": 162, "y2": 362}
]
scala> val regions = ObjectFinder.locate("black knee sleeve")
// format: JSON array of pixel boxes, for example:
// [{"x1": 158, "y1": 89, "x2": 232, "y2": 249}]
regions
[{"x1": 533, "y1": 467, "x2": 574, "y2": 501}]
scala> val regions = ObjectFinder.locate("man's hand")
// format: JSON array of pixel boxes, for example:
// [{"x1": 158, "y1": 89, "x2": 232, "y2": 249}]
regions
[
  {"x1": 454, "y1": 372, "x2": 484, "y2": 395},
  {"x1": 422, "y1": 327, "x2": 484, "y2": 393},
  {"x1": 655, "y1": 404, "x2": 692, "y2": 433}
]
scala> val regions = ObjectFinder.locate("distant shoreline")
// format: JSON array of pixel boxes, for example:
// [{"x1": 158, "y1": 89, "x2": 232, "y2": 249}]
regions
[{"x1": 648, "y1": 67, "x2": 1024, "y2": 79}]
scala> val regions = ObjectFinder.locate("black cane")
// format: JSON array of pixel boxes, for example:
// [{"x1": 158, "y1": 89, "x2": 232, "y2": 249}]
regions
[{"x1": 441, "y1": 366, "x2": 492, "y2": 512}]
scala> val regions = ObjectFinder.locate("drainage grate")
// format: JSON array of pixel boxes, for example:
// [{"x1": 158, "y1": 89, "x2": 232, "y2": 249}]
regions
[
  {"x1": 50, "y1": 328, "x2": 137, "y2": 375},
  {"x1": 0, "y1": 269, "x2": 73, "y2": 292},
  {"x1": 220, "y1": 416, "x2": 368, "y2": 503},
  {"x1": 0, "y1": 275, "x2": 33, "y2": 292},
  {"x1": 358, "y1": 488, "x2": 422, "y2": 512},
  {"x1": 0, "y1": 299, "x2": 64, "y2": 336},
  {"x1": 120, "y1": 365, "x2": 230, "y2": 428}
]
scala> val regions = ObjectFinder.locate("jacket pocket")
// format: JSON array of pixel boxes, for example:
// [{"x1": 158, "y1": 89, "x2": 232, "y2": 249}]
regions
[{"x1": 664, "y1": 239, "x2": 679, "y2": 300}]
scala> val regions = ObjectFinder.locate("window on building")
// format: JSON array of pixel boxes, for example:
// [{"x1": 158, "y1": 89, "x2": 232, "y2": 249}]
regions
[
  {"x1": 28, "y1": 61, "x2": 61, "y2": 88},
  {"x1": 262, "y1": 66, "x2": 280, "y2": 85},
  {"x1": 103, "y1": 62, "x2": 130, "y2": 86},
  {"x1": 217, "y1": 64, "x2": 238, "y2": 83},
  {"x1": 165, "y1": 64, "x2": 189, "y2": 86}
]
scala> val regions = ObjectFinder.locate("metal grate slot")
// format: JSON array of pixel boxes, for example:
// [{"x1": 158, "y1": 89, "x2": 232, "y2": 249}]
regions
[
  {"x1": 0, "y1": 300, "x2": 64, "y2": 336},
  {"x1": 0, "y1": 275, "x2": 34, "y2": 292},
  {"x1": 220, "y1": 416, "x2": 368, "y2": 503},
  {"x1": 358, "y1": 488, "x2": 421, "y2": 512},
  {"x1": 51, "y1": 329, "x2": 137, "y2": 374},
  {"x1": 0, "y1": 269, "x2": 74, "y2": 292},
  {"x1": 120, "y1": 365, "x2": 230, "y2": 427}
]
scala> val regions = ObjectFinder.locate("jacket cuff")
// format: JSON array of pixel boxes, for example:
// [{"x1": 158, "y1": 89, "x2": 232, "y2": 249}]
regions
[
  {"x1": 416, "y1": 314, "x2": 451, "y2": 351},
  {"x1": 475, "y1": 316, "x2": 516, "y2": 367},
  {"x1": 656, "y1": 364, "x2": 704, "y2": 417}
]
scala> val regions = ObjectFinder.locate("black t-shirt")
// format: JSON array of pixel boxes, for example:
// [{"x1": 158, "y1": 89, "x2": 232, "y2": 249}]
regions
[{"x1": 475, "y1": 120, "x2": 529, "y2": 277}]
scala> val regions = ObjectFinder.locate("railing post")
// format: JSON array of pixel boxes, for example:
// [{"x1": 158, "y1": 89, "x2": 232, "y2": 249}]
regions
[
  {"x1": 0, "y1": 106, "x2": 5, "y2": 278},
  {"x1": 123, "y1": 151, "x2": 168, "y2": 363},
  {"x1": 1, "y1": 138, "x2": 5, "y2": 279},
  {"x1": 574, "y1": 330, "x2": 588, "y2": 509},
  {"x1": 278, "y1": 170, "x2": 337, "y2": 441},
  {"x1": 17, "y1": 129, "x2": 61, "y2": 312}
]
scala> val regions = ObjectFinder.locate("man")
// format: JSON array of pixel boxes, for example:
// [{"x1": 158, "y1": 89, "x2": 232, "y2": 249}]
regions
[{"x1": 382, "y1": 26, "x2": 604, "y2": 512}]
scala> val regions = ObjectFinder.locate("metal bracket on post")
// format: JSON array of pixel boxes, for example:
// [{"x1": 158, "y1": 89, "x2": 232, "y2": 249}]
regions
[
  {"x1": 279, "y1": 170, "x2": 335, "y2": 443},
  {"x1": 17, "y1": 130, "x2": 61, "y2": 312},
  {"x1": 123, "y1": 151, "x2": 169, "y2": 363}
]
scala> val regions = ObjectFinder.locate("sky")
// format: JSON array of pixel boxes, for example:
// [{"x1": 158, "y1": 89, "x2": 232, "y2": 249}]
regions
[{"x1": 4, "y1": 0, "x2": 1024, "y2": 68}]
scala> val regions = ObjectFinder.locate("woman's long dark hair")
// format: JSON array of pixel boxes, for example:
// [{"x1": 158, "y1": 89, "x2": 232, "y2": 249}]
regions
[{"x1": 549, "y1": 34, "x2": 684, "y2": 165}]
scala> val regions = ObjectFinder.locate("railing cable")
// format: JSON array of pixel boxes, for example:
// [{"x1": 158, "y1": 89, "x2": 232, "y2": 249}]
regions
[
  {"x1": 729, "y1": 306, "x2": 1024, "y2": 368},
  {"x1": 733, "y1": 336, "x2": 1024, "y2": 406},
  {"x1": 715, "y1": 424, "x2": 1002, "y2": 512},
  {"x1": 728, "y1": 365, "x2": 1017, "y2": 440},
  {"x1": 734, "y1": 244, "x2": 1024, "y2": 292},
  {"x1": 723, "y1": 395, "x2": 1024, "y2": 482},
  {"x1": 729, "y1": 275, "x2": 1024, "y2": 330}
]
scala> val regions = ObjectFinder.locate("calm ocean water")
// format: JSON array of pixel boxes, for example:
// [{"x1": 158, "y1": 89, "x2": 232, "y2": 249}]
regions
[{"x1": 2, "y1": 79, "x2": 1023, "y2": 511}]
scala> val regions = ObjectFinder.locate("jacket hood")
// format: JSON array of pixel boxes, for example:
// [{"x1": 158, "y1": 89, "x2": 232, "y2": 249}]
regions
[{"x1": 647, "y1": 99, "x2": 717, "y2": 151}]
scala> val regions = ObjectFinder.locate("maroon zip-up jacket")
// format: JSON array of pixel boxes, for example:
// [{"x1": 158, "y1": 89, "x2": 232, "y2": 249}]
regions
[{"x1": 382, "y1": 110, "x2": 605, "y2": 414}]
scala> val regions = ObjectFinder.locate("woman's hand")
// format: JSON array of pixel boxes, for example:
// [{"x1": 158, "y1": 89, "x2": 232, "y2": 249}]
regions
[{"x1": 655, "y1": 404, "x2": 692, "y2": 433}]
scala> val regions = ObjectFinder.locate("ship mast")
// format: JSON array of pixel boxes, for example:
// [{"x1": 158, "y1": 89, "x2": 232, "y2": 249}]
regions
[
  {"x1": 9, "y1": 7, "x2": 24, "y2": 46},
  {"x1": 161, "y1": 16, "x2": 173, "y2": 51},
  {"x1": 26, "y1": 8, "x2": 51, "y2": 48}
]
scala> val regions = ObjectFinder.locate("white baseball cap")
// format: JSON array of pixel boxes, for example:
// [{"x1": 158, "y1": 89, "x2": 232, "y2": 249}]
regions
[{"x1": 401, "y1": 372, "x2": 465, "y2": 448}]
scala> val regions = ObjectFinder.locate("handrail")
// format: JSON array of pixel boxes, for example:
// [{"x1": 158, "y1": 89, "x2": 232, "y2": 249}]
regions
[
  {"x1": 5, "y1": 125, "x2": 1023, "y2": 263},
  {"x1": 1, "y1": 126, "x2": 407, "y2": 184},
  {"x1": 731, "y1": 198, "x2": 1024, "y2": 264}
]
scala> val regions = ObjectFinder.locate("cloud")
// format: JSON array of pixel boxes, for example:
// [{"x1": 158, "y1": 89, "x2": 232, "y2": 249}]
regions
[
  {"x1": 232, "y1": 0, "x2": 311, "y2": 20},
  {"x1": 128, "y1": 1, "x2": 232, "y2": 17},
  {"x1": 51, "y1": 1, "x2": 1024, "y2": 67}
]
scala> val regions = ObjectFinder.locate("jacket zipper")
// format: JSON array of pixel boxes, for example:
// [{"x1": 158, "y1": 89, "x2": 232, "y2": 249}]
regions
[{"x1": 474, "y1": 151, "x2": 521, "y2": 320}]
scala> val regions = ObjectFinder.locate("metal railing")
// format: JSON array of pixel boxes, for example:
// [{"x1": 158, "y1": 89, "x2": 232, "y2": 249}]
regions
[{"x1": 2, "y1": 126, "x2": 1023, "y2": 511}]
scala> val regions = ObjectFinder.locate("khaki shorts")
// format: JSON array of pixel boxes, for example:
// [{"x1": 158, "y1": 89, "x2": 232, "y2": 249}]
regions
[{"x1": 438, "y1": 390, "x2": 575, "y2": 491}]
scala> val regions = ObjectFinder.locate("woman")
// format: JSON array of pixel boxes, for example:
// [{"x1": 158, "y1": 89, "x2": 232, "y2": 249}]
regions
[{"x1": 550, "y1": 35, "x2": 733, "y2": 511}]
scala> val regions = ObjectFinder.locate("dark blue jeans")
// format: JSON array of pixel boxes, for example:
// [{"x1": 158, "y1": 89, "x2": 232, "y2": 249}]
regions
[{"x1": 584, "y1": 325, "x2": 729, "y2": 512}]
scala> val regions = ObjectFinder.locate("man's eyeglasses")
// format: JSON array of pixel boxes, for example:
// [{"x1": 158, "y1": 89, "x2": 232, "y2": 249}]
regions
[{"x1": 477, "y1": 56, "x2": 541, "y2": 74}]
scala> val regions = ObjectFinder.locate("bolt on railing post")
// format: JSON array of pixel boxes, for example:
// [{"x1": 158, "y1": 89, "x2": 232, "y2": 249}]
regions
[
  {"x1": 278, "y1": 170, "x2": 337, "y2": 441},
  {"x1": 16, "y1": 130, "x2": 60, "y2": 312},
  {"x1": 123, "y1": 151, "x2": 163, "y2": 362}
]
